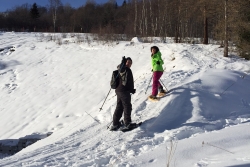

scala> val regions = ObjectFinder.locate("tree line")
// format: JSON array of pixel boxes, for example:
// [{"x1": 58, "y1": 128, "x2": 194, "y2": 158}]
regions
[{"x1": 0, "y1": 0, "x2": 249, "y2": 59}]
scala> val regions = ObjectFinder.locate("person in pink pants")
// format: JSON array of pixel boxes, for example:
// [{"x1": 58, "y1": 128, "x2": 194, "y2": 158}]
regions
[{"x1": 149, "y1": 46, "x2": 165, "y2": 100}]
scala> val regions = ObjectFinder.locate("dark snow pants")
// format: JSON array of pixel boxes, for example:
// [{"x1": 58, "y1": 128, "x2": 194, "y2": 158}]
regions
[{"x1": 113, "y1": 91, "x2": 132, "y2": 126}]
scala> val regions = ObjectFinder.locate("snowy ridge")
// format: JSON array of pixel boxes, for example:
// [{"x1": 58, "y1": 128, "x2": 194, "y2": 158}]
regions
[{"x1": 0, "y1": 32, "x2": 250, "y2": 166}]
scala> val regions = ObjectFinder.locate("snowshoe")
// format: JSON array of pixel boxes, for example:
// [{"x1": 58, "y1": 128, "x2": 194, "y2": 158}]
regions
[
  {"x1": 120, "y1": 122, "x2": 142, "y2": 132},
  {"x1": 158, "y1": 90, "x2": 168, "y2": 97},
  {"x1": 148, "y1": 95, "x2": 160, "y2": 102}
]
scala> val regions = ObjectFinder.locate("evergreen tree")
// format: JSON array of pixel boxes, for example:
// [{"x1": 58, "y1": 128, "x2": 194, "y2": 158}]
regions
[
  {"x1": 122, "y1": 0, "x2": 127, "y2": 7},
  {"x1": 30, "y1": 3, "x2": 40, "y2": 20}
]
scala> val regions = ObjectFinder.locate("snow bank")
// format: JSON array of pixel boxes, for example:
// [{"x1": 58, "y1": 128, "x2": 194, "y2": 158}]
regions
[{"x1": 0, "y1": 32, "x2": 250, "y2": 166}]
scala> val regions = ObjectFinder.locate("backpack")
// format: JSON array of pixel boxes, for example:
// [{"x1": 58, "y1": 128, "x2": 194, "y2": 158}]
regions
[
  {"x1": 110, "y1": 60, "x2": 127, "y2": 89},
  {"x1": 110, "y1": 70, "x2": 120, "y2": 89}
]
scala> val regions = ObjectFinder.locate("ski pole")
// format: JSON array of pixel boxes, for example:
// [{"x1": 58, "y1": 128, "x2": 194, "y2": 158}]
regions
[
  {"x1": 99, "y1": 88, "x2": 111, "y2": 111},
  {"x1": 107, "y1": 121, "x2": 113, "y2": 129},
  {"x1": 145, "y1": 73, "x2": 153, "y2": 94},
  {"x1": 160, "y1": 79, "x2": 168, "y2": 92}
]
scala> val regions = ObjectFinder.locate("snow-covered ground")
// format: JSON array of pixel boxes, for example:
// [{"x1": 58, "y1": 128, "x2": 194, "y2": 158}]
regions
[{"x1": 0, "y1": 32, "x2": 250, "y2": 167}]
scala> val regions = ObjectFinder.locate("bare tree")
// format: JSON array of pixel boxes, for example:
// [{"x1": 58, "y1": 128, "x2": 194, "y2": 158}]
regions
[
  {"x1": 224, "y1": 0, "x2": 228, "y2": 57},
  {"x1": 149, "y1": 0, "x2": 155, "y2": 36},
  {"x1": 143, "y1": 0, "x2": 148, "y2": 36},
  {"x1": 203, "y1": 3, "x2": 208, "y2": 44},
  {"x1": 49, "y1": 0, "x2": 62, "y2": 32},
  {"x1": 133, "y1": 0, "x2": 138, "y2": 36},
  {"x1": 175, "y1": 0, "x2": 181, "y2": 43},
  {"x1": 158, "y1": 0, "x2": 169, "y2": 41},
  {"x1": 1, "y1": 0, "x2": 249, "y2": 57}
]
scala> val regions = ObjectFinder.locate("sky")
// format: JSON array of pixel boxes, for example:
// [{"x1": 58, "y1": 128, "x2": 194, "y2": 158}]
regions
[{"x1": 0, "y1": 0, "x2": 124, "y2": 12}]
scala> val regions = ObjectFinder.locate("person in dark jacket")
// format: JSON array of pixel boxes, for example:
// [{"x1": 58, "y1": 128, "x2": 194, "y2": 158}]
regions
[{"x1": 110, "y1": 57, "x2": 136, "y2": 131}]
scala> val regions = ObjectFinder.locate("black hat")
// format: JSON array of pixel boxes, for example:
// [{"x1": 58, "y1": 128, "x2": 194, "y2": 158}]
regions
[
  {"x1": 150, "y1": 46, "x2": 159, "y2": 53},
  {"x1": 126, "y1": 57, "x2": 132, "y2": 63}
]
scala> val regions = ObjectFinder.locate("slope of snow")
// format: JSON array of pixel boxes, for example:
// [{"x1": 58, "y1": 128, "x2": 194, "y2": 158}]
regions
[{"x1": 0, "y1": 32, "x2": 250, "y2": 166}]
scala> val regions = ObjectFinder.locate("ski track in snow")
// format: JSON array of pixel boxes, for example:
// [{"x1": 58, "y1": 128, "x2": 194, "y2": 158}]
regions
[{"x1": 0, "y1": 33, "x2": 250, "y2": 166}]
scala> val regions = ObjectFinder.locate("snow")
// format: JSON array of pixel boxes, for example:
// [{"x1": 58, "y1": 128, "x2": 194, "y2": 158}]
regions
[
  {"x1": 0, "y1": 32, "x2": 250, "y2": 167},
  {"x1": 131, "y1": 37, "x2": 142, "y2": 43}
]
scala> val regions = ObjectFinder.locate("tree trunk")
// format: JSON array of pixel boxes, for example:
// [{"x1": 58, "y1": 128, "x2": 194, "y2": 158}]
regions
[
  {"x1": 142, "y1": 0, "x2": 147, "y2": 36},
  {"x1": 53, "y1": 11, "x2": 56, "y2": 32},
  {"x1": 175, "y1": 3, "x2": 181, "y2": 43},
  {"x1": 224, "y1": 0, "x2": 228, "y2": 57},
  {"x1": 134, "y1": 0, "x2": 137, "y2": 36},
  {"x1": 203, "y1": 4, "x2": 208, "y2": 44}
]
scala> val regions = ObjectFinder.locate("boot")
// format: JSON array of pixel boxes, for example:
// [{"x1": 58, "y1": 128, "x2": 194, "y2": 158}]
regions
[
  {"x1": 159, "y1": 86, "x2": 167, "y2": 94},
  {"x1": 149, "y1": 95, "x2": 157, "y2": 99},
  {"x1": 126, "y1": 123, "x2": 137, "y2": 129},
  {"x1": 110, "y1": 121, "x2": 122, "y2": 131}
]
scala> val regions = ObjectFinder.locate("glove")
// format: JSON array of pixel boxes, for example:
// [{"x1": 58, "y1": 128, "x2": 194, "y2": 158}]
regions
[
  {"x1": 119, "y1": 56, "x2": 126, "y2": 72},
  {"x1": 156, "y1": 60, "x2": 160, "y2": 65},
  {"x1": 131, "y1": 89, "x2": 136, "y2": 94},
  {"x1": 121, "y1": 56, "x2": 126, "y2": 65}
]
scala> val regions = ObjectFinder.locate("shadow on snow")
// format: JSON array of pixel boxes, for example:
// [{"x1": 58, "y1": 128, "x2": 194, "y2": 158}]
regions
[{"x1": 140, "y1": 73, "x2": 250, "y2": 138}]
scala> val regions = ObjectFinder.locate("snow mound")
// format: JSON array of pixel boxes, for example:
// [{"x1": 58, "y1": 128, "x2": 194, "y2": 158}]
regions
[
  {"x1": 131, "y1": 37, "x2": 142, "y2": 43},
  {"x1": 0, "y1": 32, "x2": 250, "y2": 166}
]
